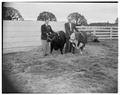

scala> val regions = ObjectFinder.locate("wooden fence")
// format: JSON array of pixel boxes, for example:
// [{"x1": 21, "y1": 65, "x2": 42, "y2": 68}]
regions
[
  {"x1": 3, "y1": 21, "x2": 118, "y2": 53},
  {"x1": 76, "y1": 26, "x2": 118, "y2": 40}
]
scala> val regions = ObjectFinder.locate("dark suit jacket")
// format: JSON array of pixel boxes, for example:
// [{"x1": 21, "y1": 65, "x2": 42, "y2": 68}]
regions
[
  {"x1": 41, "y1": 24, "x2": 54, "y2": 40},
  {"x1": 64, "y1": 22, "x2": 78, "y2": 39}
]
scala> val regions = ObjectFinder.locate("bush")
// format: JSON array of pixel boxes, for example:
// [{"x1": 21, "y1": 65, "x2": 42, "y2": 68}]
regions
[
  {"x1": 37, "y1": 11, "x2": 56, "y2": 21},
  {"x1": 3, "y1": 7, "x2": 24, "y2": 21},
  {"x1": 68, "y1": 12, "x2": 87, "y2": 25}
]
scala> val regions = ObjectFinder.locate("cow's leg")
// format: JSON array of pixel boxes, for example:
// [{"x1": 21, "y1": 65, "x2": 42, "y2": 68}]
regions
[
  {"x1": 50, "y1": 43, "x2": 54, "y2": 54},
  {"x1": 72, "y1": 46, "x2": 75, "y2": 54},
  {"x1": 60, "y1": 45, "x2": 65, "y2": 54},
  {"x1": 80, "y1": 43, "x2": 85, "y2": 51},
  {"x1": 79, "y1": 49, "x2": 83, "y2": 55},
  {"x1": 60, "y1": 47, "x2": 63, "y2": 54},
  {"x1": 80, "y1": 43, "x2": 85, "y2": 55}
]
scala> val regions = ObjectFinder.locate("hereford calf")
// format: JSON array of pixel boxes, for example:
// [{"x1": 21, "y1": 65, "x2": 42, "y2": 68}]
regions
[{"x1": 69, "y1": 31, "x2": 87, "y2": 54}]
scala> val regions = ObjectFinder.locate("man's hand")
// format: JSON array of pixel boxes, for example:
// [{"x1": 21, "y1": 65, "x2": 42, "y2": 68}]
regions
[{"x1": 73, "y1": 29, "x2": 77, "y2": 33}]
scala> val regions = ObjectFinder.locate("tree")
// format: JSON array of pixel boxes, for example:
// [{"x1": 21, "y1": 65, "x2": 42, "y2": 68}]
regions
[
  {"x1": 37, "y1": 11, "x2": 57, "y2": 21},
  {"x1": 68, "y1": 12, "x2": 87, "y2": 26},
  {"x1": 3, "y1": 7, "x2": 24, "y2": 21}
]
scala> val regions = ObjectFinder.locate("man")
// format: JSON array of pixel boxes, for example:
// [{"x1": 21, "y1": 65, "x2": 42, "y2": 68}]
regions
[
  {"x1": 64, "y1": 17, "x2": 78, "y2": 54},
  {"x1": 41, "y1": 18, "x2": 54, "y2": 56}
]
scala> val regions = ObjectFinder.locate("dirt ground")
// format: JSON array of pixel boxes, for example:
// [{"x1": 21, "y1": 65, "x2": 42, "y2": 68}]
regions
[{"x1": 2, "y1": 40, "x2": 118, "y2": 93}]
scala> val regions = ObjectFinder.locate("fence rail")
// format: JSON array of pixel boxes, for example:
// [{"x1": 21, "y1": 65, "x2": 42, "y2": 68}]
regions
[{"x1": 76, "y1": 26, "x2": 118, "y2": 40}]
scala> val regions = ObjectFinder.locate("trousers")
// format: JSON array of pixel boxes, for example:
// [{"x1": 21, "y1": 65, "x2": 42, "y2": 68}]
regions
[
  {"x1": 65, "y1": 38, "x2": 75, "y2": 54},
  {"x1": 41, "y1": 40, "x2": 49, "y2": 55}
]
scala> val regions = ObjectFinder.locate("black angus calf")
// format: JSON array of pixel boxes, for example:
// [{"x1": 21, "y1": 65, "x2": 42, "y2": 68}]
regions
[{"x1": 47, "y1": 31, "x2": 66, "y2": 54}]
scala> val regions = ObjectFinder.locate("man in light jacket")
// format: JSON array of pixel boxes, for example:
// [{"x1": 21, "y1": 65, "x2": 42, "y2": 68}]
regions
[{"x1": 64, "y1": 17, "x2": 78, "y2": 54}]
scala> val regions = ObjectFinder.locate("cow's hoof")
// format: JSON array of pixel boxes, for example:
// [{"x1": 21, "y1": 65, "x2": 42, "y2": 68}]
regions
[
  {"x1": 79, "y1": 51, "x2": 83, "y2": 55},
  {"x1": 44, "y1": 54, "x2": 48, "y2": 56}
]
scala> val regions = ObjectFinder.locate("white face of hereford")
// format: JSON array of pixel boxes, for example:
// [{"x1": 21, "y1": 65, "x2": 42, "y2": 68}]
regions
[
  {"x1": 70, "y1": 32, "x2": 76, "y2": 40},
  {"x1": 69, "y1": 32, "x2": 84, "y2": 50}
]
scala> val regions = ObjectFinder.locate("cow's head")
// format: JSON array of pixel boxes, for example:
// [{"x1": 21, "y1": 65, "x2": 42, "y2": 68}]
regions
[
  {"x1": 47, "y1": 33, "x2": 53, "y2": 42},
  {"x1": 47, "y1": 32, "x2": 59, "y2": 42}
]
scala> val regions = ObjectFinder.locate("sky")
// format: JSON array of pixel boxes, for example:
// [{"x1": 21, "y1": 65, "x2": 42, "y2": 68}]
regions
[{"x1": 4, "y1": 2, "x2": 118, "y2": 23}]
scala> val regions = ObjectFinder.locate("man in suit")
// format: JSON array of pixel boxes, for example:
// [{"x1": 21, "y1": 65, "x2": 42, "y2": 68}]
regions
[
  {"x1": 64, "y1": 17, "x2": 78, "y2": 54},
  {"x1": 41, "y1": 18, "x2": 54, "y2": 56}
]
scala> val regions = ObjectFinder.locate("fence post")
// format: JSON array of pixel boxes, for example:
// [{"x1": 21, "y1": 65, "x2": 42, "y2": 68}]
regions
[
  {"x1": 92, "y1": 29, "x2": 96, "y2": 40},
  {"x1": 110, "y1": 27, "x2": 112, "y2": 40},
  {"x1": 93, "y1": 29, "x2": 96, "y2": 37}
]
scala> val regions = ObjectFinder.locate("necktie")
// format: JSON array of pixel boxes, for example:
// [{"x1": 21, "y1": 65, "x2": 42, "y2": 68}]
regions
[{"x1": 69, "y1": 23, "x2": 72, "y2": 31}]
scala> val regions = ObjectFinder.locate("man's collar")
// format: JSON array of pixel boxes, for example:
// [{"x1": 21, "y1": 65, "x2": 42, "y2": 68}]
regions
[
  {"x1": 68, "y1": 22, "x2": 72, "y2": 25},
  {"x1": 45, "y1": 24, "x2": 49, "y2": 26}
]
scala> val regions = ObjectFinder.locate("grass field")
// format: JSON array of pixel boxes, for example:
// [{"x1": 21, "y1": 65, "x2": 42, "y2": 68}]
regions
[{"x1": 2, "y1": 40, "x2": 118, "y2": 93}]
